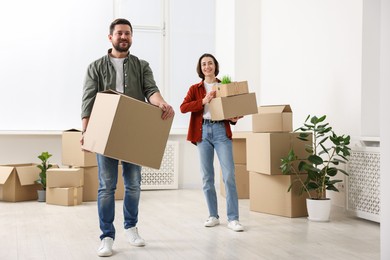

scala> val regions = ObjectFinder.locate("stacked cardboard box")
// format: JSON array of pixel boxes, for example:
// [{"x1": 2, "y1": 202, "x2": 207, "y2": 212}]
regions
[
  {"x1": 46, "y1": 168, "x2": 84, "y2": 206},
  {"x1": 245, "y1": 105, "x2": 311, "y2": 218},
  {"x1": 62, "y1": 129, "x2": 124, "y2": 201},
  {"x1": 209, "y1": 81, "x2": 258, "y2": 121},
  {"x1": 220, "y1": 132, "x2": 250, "y2": 199}
]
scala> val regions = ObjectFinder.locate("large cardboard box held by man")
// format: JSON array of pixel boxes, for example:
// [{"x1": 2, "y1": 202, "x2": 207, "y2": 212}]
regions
[
  {"x1": 252, "y1": 105, "x2": 292, "y2": 133},
  {"x1": 246, "y1": 132, "x2": 311, "y2": 175},
  {"x1": 209, "y1": 93, "x2": 258, "y2": 121},
  {"x1": 0, "y1": 164, "x2": 41, "y2": 202},
  {"x1": 249, "y1": 172, "x2": 309, "y2": 217},
  {"x1": 82, "y1": 90, "x2": 173, "y2": 169},
  {"x1": 62, "y1": 129, "x2": 97, "y2": 167}
]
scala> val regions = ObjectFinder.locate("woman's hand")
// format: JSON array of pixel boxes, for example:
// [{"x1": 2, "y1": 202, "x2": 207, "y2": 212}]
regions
[
  {"x1": 228, "y1": 116, "x2": 243, "y2": 123},
  {"x1": 203, "y1": 90, "x2": 216, "y2": 105}
]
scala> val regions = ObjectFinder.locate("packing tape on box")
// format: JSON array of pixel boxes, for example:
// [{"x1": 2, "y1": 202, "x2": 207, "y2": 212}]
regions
[{"x1": 73, "y1": 188, "x2": 78, "y2": 205}]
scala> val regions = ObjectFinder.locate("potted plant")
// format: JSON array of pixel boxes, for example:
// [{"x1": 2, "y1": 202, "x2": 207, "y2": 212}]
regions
[
  {"x1": 280, "y1": 115, "x2": 351, "y2": 221},
  {"x1": 35, "y1": 151, "x2": 53, "y2": 202}
]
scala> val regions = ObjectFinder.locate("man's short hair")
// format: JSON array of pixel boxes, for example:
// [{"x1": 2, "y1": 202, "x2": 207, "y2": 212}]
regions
[{"x1": 109, "y1": 18, "x2": 133, "y2": 35}]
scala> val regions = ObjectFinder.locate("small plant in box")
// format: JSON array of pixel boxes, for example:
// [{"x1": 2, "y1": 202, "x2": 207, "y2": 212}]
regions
[{"x1": 220, "y1": 75, "x2": 232, "y2": 84}]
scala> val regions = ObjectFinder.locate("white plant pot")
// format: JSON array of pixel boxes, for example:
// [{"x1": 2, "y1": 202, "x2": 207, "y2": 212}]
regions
[
  {"x1": 306, "y1": 198, "x2": 331, "y2": 222},
  {"x1": 37, "y1": 190, "x2": 46, "y2": 202}
]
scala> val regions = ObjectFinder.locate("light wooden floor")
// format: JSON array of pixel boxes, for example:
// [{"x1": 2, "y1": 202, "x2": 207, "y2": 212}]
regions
[{"x1": 0, "y1": 189, "x2": 380, "y2": 260}]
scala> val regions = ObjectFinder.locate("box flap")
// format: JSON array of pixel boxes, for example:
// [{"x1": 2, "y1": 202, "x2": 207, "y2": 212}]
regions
[
  {"x1": 0, "y1": 166, "x2": 15, "y2": 184},
  {"x1": 15, "y1": 164, "x2": 40, "y2": 186},
  {"x1": 258, "y1": 105, "x2": 292, "y2": 114}
]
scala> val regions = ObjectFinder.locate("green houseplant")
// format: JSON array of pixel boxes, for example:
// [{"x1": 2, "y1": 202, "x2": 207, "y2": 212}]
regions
[
  {"x1": 36, "y1": 151, "x2": 53, "y2": 202},
  {"x1": 220, "y1": 75, "x2": 232, "y2": 84},
  {"x1": 280, "y1": 115, "x2": 351, "y2": 221}
]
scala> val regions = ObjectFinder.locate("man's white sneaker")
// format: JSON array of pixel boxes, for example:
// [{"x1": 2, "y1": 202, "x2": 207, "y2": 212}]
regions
[
  {"x1": 204, "y1": 217, "x2": 220, "y2": 227},
  {"x1": 125, "y1": 227, "x2": 146, "y2": 247},
  {"x1": 97, "y1": 237, "x2": 114, "y2": 257},
  {"x1": 228, "y1": 220, "x2": 244, "y2": 232}
]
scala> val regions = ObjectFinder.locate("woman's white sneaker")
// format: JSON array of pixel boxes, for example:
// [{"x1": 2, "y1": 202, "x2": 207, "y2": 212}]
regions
[
  {"x1": 204, "y1": 217, "x2": 220, "y2": 227},
  {"x1": 97, "y1": 237, "x2": 114, "y2": 257},
  {"x1": 227, "y1": 220, "x2": 244, "y2": 232}
]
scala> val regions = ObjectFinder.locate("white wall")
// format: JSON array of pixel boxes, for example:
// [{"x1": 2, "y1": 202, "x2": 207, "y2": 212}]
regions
[
  {"x1": 362, "y1": 0, "x2": 381, "y2": 137},
  {"x1": 0, "y1": 134, "x2": 62, "y2": 166},
  {"x1": 258, "y1": 0, "x2": 362, "y2": 139}
]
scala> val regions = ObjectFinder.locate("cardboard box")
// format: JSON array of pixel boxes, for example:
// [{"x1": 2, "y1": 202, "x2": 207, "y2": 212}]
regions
[
  {"x1": 209, "y1": 93, "x2": 258, "y2": 121},
  {"x1": 47, "y1": 168, "x2": 84, "y2": 188},
  {"x1": 116, "y1": 165, "x2": 125, "y2": 200},
  {"x1": 46, "y1": 187, "x2": 83, "y2": 206},
  {"x1": 212, "y1": 81, "x2": 249, "y2": 97},
  {"x1": 81, "y1": 165, "x2": 124, "y2": 201},
  {"x1": 246, "y1": 132, "x2": 310, "y2": 175},
  {"x1": 232, "y1": 132, "x2": 251, "y2": 164},
  {"x1": 0, "y1": 164, "x2": 41, "y2": 202},
  {"x1": 232, "y1": 139, "x2": 246, "y2": 164},
  {"x1": 252, "y1": 105, "x2": 292, "y2": 132},
  {"x1": 220, "y1": 164, "x2": 249, "y2": 199},
  {"x1": 249, "y1": 172, "x2": 309, "y2": 217},
  {"x1": 82, "y1": 90, "x2": 173, "y2": 169},
  {"x1": 62, "y1": 129, "x2": 97, "y2": 167},
  {"x1": 82, "y1": 166, "x2": 98, "y2": 201}
]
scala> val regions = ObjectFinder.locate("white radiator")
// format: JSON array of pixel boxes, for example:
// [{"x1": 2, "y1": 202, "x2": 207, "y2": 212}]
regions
[
  {"x1": 346, "y1": 140, "x2": 380, "y2": 223},
  {"x1": 141, "y1": 141, "x2": 179, "y2": 190}
]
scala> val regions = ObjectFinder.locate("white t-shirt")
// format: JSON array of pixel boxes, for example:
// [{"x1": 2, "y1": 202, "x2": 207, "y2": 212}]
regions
[
  {"x1": 109, "y1": 56, "x2": 126, "y2": 93},
  {"x1": 203, "y1": 81, "x2": 220, "y2": 120}
]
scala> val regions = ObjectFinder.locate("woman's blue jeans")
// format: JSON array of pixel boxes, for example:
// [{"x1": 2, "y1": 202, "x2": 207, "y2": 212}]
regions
[
  {"x1": 197, "y1": 121, "x2": 239, "y2": 221},
  {"x1": 97, "y1": 154, "x2": 141, "y2": 240}
]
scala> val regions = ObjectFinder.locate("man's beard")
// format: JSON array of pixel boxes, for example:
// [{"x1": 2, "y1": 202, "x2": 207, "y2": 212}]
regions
[{"x1": 113, "y1": 41, "x2": 131, "y2": 53}]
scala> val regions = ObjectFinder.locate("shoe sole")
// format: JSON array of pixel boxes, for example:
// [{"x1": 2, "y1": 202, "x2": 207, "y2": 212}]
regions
[
  {"x1": 129, "y1": 241, "x2": 146, "y2": 247},
  {"x1": 228, "y1": 226, "x2": 244, "y2": 232},
  {"x1": 97, "y1": 251, "x2": 113, "y2": 257},
  {"x1": 204, "y1": 223, "x2": 220, "y2": 227}
]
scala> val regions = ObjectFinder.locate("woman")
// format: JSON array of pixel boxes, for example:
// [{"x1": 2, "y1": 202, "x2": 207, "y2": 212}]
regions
[{"x1": 180, "y1": 53, "x2": 244, "y2": 232}]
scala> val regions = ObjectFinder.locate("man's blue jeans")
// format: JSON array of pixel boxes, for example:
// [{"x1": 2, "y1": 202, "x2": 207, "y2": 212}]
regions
[
  {"x1": 97, "y1": 154, "x2": 142, "y2": 240},
  {"x1": 197, "y1": 121, "x2": 239, "y2": 221}
]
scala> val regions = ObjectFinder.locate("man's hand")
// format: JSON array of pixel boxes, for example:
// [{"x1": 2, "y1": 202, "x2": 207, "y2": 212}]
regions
[
  {"x1": 159, "y1": 103, "x2": 175, "y2": 120},
  {"x1": 148, "y1": 92, "x2": 175, "y2": 120}
]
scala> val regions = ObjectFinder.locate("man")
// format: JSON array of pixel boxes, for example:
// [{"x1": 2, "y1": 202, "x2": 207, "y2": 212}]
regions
[{"x1": 81, "y1": 18, "x2": 174, "y2": 257}]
